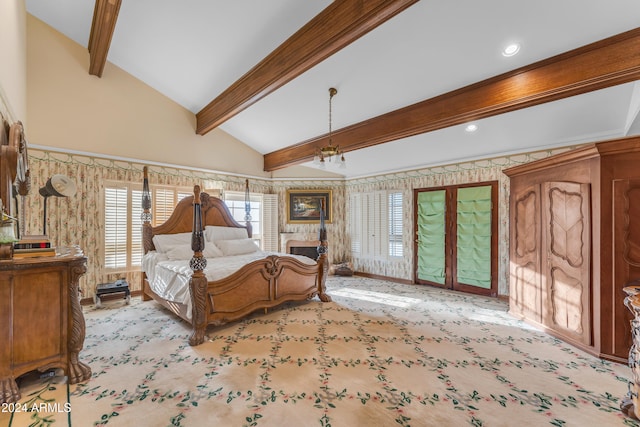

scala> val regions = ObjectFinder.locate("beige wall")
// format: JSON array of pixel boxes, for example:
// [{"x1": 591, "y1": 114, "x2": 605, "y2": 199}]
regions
[
  {"x1": 0, "y1": 0, "x2": 27, "y2": 122},
  {"x1": 27, "y1": 14, "x2": 268, "y2": 178}
]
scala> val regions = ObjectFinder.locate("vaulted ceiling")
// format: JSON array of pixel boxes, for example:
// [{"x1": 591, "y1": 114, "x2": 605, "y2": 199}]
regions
[{"x1": 26, "y1": 0, "x2": 640, "y2": 178}]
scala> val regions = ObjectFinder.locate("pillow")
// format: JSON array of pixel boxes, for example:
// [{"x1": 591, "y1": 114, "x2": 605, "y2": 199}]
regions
[
  {"x1": 152, "y1": 232, "x2": 192, "y2": 253},
  {"x1": 204, "y1": 225, "x2": 248, "y2": 243},
  {"x1": 165, "y1": 242, "x2": 224, "y2": 260},
  {"x1": 165, "y1": 244, "x2": 194, "y2": 260},
  {"x1": 204, "y1": 242, "x2": 224, "y2": 258},
  {"x1": 216, "y1": 238, "x2": 259, "y2": 256}
]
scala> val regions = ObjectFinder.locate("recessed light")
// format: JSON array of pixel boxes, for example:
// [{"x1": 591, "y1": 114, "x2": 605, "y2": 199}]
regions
[
  {"x1": 502, "y1": 43, "x2": 520, "y2": 57},
  {"x1": 465, "y1": 124, "x2": 478, "y2": 133}
]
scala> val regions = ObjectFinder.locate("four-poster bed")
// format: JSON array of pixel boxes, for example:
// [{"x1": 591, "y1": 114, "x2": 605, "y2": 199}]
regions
[{"x1": 140, "y1": 168, "x2": 331, "y2": 346}]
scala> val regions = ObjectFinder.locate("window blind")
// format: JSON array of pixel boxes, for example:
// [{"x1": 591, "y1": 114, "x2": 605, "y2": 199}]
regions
[
  {"x1": 104, "y1": 182, "x2": 189, "y2": 272},
  {"x1": 349, "y1": 190, "x2": 403, "y2": 260},
  {"x1": 388, "y1": 192, "x2": 403, "y2": 257},
  {"x1": 104, "y1": 186, "x2": 128, "y2": 269},
  {"x1": 261, "y1": 194, "x2": 279, "y2": 252}
]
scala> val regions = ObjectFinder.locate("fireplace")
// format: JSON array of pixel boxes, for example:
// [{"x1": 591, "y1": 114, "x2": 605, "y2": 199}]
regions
[
  {"x1": 281, "y1": 233, "x2": 320, "y2": 260},
  {"x1": 290, "y1": 246, "x2": 319, "y2": 260}
]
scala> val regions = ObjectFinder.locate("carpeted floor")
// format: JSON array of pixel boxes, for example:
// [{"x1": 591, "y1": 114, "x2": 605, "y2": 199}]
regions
[{"x1": 3, "y1": 276, "x2": 640, "y2": 426}]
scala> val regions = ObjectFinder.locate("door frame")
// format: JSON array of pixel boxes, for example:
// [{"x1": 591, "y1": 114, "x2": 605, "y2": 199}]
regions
[{"x1": 413, "y1": 181, "x2": 498, "y2": 297}]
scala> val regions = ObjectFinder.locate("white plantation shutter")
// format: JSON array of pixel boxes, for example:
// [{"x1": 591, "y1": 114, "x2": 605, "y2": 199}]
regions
[
  {"x1": 362, "y1": 192, "x2": 385, "y2": 259},
  {"x1": 104, "y1": 182, "x2": 190, "y2": 272},
  {"x1": 371, "y1": 192, "x2": 389, "y2": 260},
  {"x1": 131, "y1": 189, "x2": 144, "y2": 266},
  {"x1": 364, "y1": 193, "x2": 375, "y2": 257},
  {"x1": 152, "y1": 187, "x2": 192, "y2": 226},
  {"x1": 261, "y1": 194, "x2": 279, "y2": 252},
  {"x1": 388, "y1": 192, "x2": 403, "y2": 257},
  {"x1": 104, "y1": 186, "x2": 128, "y2": 269},
  {"x1": 153, "y1": 188, "x2": 174, "y2": 226},
  {"x1": 177, "y1": 190, "x2": 192, "y2": 202},
  {"x1": 349, "y1": 193, "x2": 362, "y2": 254},
  {"x1": 349, "y1": 191, "x2": 403, "y2": 260}
]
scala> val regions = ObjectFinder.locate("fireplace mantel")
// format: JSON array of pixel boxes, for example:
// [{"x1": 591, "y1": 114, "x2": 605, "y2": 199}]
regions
[{"x1": 280, "y1": 233, "x2": 319, "y2": 254}]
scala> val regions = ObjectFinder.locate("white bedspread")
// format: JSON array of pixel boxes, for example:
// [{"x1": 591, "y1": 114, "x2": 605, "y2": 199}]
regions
[{"x1": 142, "y1": 250, "x2": 316, "y2": 319}]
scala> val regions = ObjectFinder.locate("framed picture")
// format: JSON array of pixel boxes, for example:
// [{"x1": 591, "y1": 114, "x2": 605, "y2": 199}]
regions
[{"x1": 286, "y1": 189, "x2": 332, "y2": 223}]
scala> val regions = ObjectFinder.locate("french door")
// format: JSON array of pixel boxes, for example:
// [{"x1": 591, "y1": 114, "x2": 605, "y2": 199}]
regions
[{"x1": 414, "y1": 181, "x2": 498, "y2": 297}]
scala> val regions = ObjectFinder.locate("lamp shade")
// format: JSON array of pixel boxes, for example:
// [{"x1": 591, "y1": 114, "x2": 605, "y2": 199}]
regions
[{"x1": 39, "y1": 175, "x2": 77, "y2": 198}]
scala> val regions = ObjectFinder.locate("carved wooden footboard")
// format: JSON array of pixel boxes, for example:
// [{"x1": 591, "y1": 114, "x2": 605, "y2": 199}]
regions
[{"x1": 141, "y1": 168, "x2": 330, "y2": 346}]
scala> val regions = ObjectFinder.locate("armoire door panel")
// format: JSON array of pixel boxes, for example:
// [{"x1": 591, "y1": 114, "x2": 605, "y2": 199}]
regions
[
  {"x1": 514, "y1": 189, "x2": 539, "y2": 259},
  {"x1": 513, "y1": 262, "x2": 542, "y2": 322},
  {"x1": 549, "y1": 267, "x2": 585, "y2": 334},
  {"x1": 542, "y1": 181, "x2": 591, "y2": 345},
  {"x1": 622, "y1": 183, "x2": 640, "y2": 266},
  {"x1": 612, "y1": 179, "x2": 640, "y2": 358},
  {"x1": 511, "y1": 186, "x2": 541, "y2": 321}
]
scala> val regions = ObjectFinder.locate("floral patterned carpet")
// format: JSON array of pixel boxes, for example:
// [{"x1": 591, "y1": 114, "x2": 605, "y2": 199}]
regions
[{"x1": 3, "y1": 276, "x2": 639, "y2": 426}]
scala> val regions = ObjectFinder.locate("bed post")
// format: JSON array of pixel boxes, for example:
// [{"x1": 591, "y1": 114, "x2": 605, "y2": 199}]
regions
[
  {"x1": 189, "y1": 185, "x2": 208, "y2": 346},
  {"x1": 316, "y1": 199, "x2": 332, "y2": 302},
  {"x1": 141, "y1": 166, "x2": 153, "y2": 301},
  {"x1": 244, "y1": 178, "x2": 253, "y2": 238}
]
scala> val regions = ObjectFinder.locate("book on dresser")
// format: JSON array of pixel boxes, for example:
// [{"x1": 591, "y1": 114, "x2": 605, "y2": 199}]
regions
[{"x1": 13, "y1": 235, "x2": 55, "y2": 258}]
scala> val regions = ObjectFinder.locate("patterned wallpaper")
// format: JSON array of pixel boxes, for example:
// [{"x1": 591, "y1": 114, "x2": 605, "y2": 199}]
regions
[
  {"x1": 23, "y1": 149, "x2": 273, "y2": 299},
  {"x1": 271, "y1": 181, "x2": 347, "y2": 264},
  {"x1": 343, "y1": 149, "x2": 575, "y2": 295},
  {"x1": 22, "y1": 146, "x2": 576, "y2": 299}
]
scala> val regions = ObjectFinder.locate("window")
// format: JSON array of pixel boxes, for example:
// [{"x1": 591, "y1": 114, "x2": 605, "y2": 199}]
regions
[
  {"x1": 349, "y1": 190, "x2": 404, "y2": 260},
  {"x1": 349, "y1": 194, "x2": 362, "y2": 254},
  {"x1": 104, "y1": 183, "x2": 143, "y2": 270},
  {"x1": 153, "y1": 186, "x2": 192, "y2": 226},
  {"x1": 104, "y1": 183, "x2": 280, "y2": 271},
  {"x1": 104, "y1": 181, "x2": 190, "y2": 272},
  {"x1": 223, "y1": 192, "x2": 279, "y2": 251},
  {"x1": 388, "y1": 192, "x2": 403, "y2": 257}
]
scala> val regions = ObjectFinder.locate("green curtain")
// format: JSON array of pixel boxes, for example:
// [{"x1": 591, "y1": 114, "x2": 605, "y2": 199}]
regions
[
  {"x1": 456, "y1": 186, "x2": 492, "y2": 288},
  {"x1": 417, "y1": 190, "x2": 446, "y2": 284}
]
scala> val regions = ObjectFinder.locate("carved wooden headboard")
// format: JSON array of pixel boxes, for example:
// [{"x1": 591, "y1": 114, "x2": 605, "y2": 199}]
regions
[{"x1": 142, "y1": 185, "x2": 251, "y2": 253}]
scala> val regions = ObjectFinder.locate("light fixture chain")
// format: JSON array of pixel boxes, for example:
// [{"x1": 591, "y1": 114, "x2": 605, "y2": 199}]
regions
[{"x1": 328, "y1": 88, "x2": 335, "y2": 143}]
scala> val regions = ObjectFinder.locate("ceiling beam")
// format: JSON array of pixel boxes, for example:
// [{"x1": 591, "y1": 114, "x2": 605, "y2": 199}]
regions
[
  {"x1": 88, "y1": 0, "x2": 122, "y2": 77},
  {"x1": 264, "y1": 27, "x2": 640, "y2": 171},
  {"x1": 195, "y1": 0, "x2": 419, "y2": 135}
]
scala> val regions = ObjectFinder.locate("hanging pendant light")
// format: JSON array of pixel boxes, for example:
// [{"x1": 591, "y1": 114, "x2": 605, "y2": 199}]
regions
[{"x1": 316, "y1": 87, "x2": 345, "y2": 169}]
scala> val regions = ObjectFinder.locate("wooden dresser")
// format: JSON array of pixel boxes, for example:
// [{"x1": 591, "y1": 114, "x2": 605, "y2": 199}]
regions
[
  {"x1": 504, "y1": 136, "x2": 640, "y2": 363},
  {"x1": 0, "y1": 248, "x2": 91, "y2": 404}
]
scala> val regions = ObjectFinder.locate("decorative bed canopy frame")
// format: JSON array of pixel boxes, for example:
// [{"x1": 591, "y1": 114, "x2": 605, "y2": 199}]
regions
[{"x1": 140, "y1": 167, "x2": 331, "y2": 346}]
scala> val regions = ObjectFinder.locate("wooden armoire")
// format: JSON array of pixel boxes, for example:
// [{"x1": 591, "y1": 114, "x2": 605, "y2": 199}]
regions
[{"x1": 504, "y1": 136, "x2": 640, "y2": 363}]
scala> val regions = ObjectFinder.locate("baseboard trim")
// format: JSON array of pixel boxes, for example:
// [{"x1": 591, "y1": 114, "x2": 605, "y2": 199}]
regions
[
  {"x1": 352, "y1": 272, "x2": 508, "y2": 300},
  {"x1": 352, "y1": 272, "x2": 414, "y2": 285}
]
